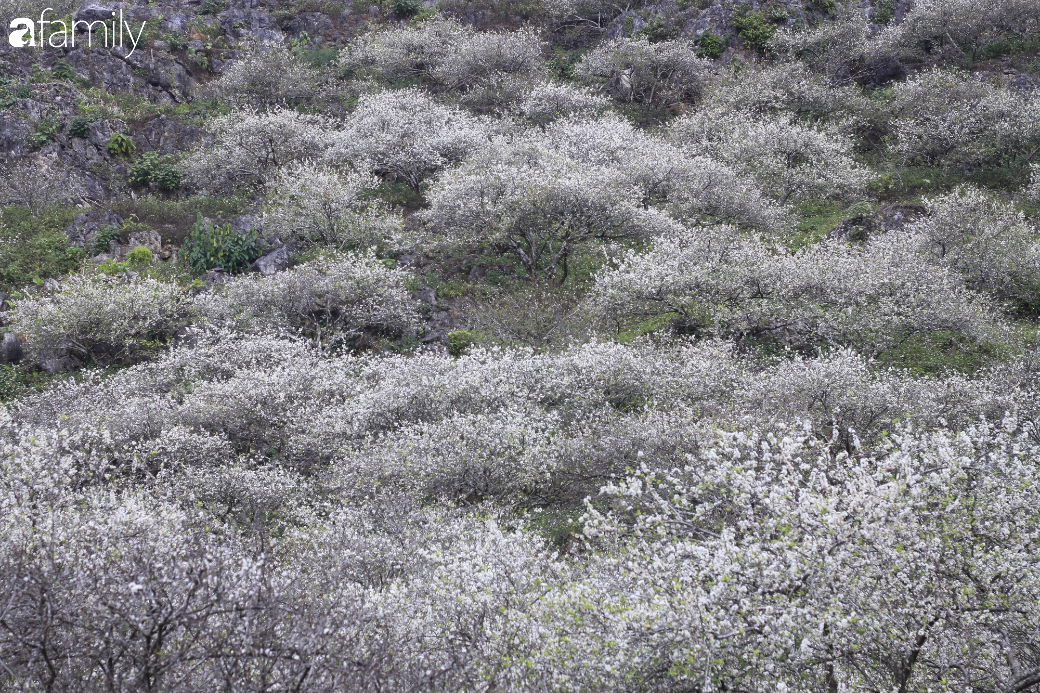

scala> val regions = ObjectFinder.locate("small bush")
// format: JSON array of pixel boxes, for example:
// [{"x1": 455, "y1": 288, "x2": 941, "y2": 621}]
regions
[
  {"x1": 180, "y1": 214, "x2": 262, "y2": 275},
  {"x1": 9, "y1": 273, "x2": 193, "y2": 366},
  {"x1": 447, "y1": 330, "x2": 477, "y2": 357},
  {"x1": 90, "y1": 225, "x2": 123, "y2": 256},
  {"x1": 50, "y1": 60, "x2": 74, "y2": 80},
  {"x1": 392, "y1": 0, "x2": 420, "y2": 17},
  {"x1": 127, "y1": 245, "x2": 154, "y2": 266},
  {"x1": 128, "y1": 152, "x2": 182, "y2": 192},
  {"x1": 68, "y1": 115, "x2": 91, "y2": 138},
  {"x1": 732, "y1": 5, "x2": 776, "y2": 52},
  {"x1": 697, "y1": 30, "x2": 726, "y2": 58},
  {"x1": 106, "y1": 132, "x2": 136, "y2": 158}
]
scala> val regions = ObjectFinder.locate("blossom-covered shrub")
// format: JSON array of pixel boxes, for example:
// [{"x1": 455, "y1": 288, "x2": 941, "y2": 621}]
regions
[
  {"x1": 0, "y1": 160, "x2": 85, "y2": 216},
  {"x1": 432, "y1": 28, "x2": 548, "y2": 112},
  {"x1": 198, "y1": 252, "x2": 418, "y2": 349},
  {"x1": 574, "y1": 37, "x2": 713, "y2": 106},
  {"x1": 908, "y1": 186, "x2": 1040, "y2": 307},
  {"x1": 339, "y1": 18, "x2": 472, "y2": 83},
  {"x1": 9, "y1": 274, "x2": 194, "y2": 366},
  {"x1": 896, "y1": 0, "x2": 1040, "y2": 62},
  {"x1": 422, "y1": 134, "x2": 672, "y2": 284},
  {"x1": 515, "y1": 81, "x2": 610, "y2": 127},
  {"x1": 668, "y1": 109, "x2": 872, "y2": 203},
  {"x1": 771, "y1": 8, "x2": 900, "y2": 83},
  {"x1": 703, "y1": 62, "x2": 870, "y2": 125},
  {"x1": 887, "y1": 69, "x2": 1040, "y2": 168},
  {"x1": 181, "y1": 108, "x2": 334, "y2": 192},
  {"x1": 578, "y1": 417, "x2": 1040, "y2": 692},
  {"x1": 261, "y1": 162, "x2": 402, "y2": 250},
  {"x1": 590, "y1": 223, "x2": 998, "y2": 356},
  {"x1": 326, "y1": 89, "x2": 492, "y2": 191},
  {"x1": 205, "y1": 44, "x2": 338, "y2": 110}
]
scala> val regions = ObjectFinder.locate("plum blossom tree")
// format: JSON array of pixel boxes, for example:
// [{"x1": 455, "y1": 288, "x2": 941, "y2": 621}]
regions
[
  {"x1": 422, "y1": 135, "x2": 674, "y2": 285},
  {"x1": 198, "y1": 252, "x2": 418, "y2": 350},
  {"x1": 908, "y1": 186, "x2": 1040, "y2": 307},
  {"x1": 590, "y1": 222, "x2": 998, "y2": 356},
  {"x1": 887, "y1": 69, "x2": 1040, "y2": 169},
  {"x1": 180, "y1": 108, "x2": 334, "y2": 192},
  {"x1": 326, "y1": 89, "x2": 492, "y2": 191},
  {"x1": 206, "y1": 43, "x2": 338, "y2": 110},
  {"x1": 339, "y1": 18, "x2": 472, "y2": 83},
  {"x1": 896, "y1": 0, "x2": 1040, "y2": 62},
  {"x1": 9, "y1": 274, "x2": 195, "y2": 367},
  {"x1": 574, "y1": 36, "x2": 713, "y2": 107},
  {"x1": 515, "y1": 81, "x2": 610, "y2": 127},
  {"x1": 261, "y1": 162, "x2": 402, "y2": 250},
  {"x1": 668, "y1": 109, "x2": 872, "y2": 203}
]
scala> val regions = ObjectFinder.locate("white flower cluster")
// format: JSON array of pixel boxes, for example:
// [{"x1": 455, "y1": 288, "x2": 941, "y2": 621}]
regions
[
  {"x1": 9, "y1": 253, "x2": 417, "y2": 367},
  {"x1": 340, "y1": 20, "x2": 547, "y2": 112},
  {"x1": 180, "y1": 108, "x2": 334, "y2": 192},
  {"x1": 888, "y1": 68, "x2": 1040, "y2": 168},
  {"x1": 8, "y1": 273, "x2": 196, "y2": 366},
  {"x1": 326, "y1": 89, "x2": 493, "y2": 191},
  {"x1": 206, "y1": 43, "x2": 338, "y2": 110},
  {"x1": 589, "y1": 222, "x2": 998, "y2": 356},
  {"x1": 261, "y1": 162, "x2": 402, "y2": 250},
  {"x1": 574, "y1": 36, "x2": 713, "y2": 106},
  {"x1": 908, "y1": 186, "x2": 1040, "y2": 305},
  {"x1": 668, "y1": 108, "x2": 873, "y2": 203},
  {"x1": 198, "y1": 252, "x2": 419, "y2": 349}
]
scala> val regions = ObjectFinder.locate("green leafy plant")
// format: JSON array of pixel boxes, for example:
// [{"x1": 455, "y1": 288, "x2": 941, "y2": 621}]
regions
[
  {"x1": 186, "y1": 47, "x2": 210, "y2": 71},
  {"x1": 106, "y1": 132, "x2": 136, "y2": 158},
  {"x1": 90, "y1": 225, "x2": 123, "y2": 256},
  {"x1": 447, "y1": 330, "x2": 477, "y2": 357},
  {"x1": 51, "y1": 60, "x2": 74, "y2": 80},
  {"x1": 97, "y1": 258, "x2": 129, "y2": 275},
  {"x1": 128, "y1": 152, "x2": 182, "y2": 192},
  {"x1": 180, "y1": 214, "x2": 262, "y2": 275},
  {"x1": 27, "y1": 117, "x2": 60, "y2": 150},
  {"x1": 68, "y1": 115, "x2": 91, "y2": 138},
  {"x1": 732, "y1": 4, "x2": 776, "y2": 52},
  {"x1": 391, "y1": 0, "x2": 420, "y2": 18},
  {"x1": 126, "y1": 245, "x2": 154, "y2": 266},
  {"x1": 697, "y1": 29, "x2": 726, "y2": 58},
  {"x1": 767, "y1": 3, "x2": 788, "y2": 22},
  {"x1": 155, "y1": 166, "x2": 182, "y2": 193},
  {"x1": 199, "y1": 0, "x2": 223, "y2": 15},
  {"x1": 636, "y1": 14, "x2": 678, "y2": 42},
  {"x1": 872, "y1": 0, "x2": 895, "y2": 23}
]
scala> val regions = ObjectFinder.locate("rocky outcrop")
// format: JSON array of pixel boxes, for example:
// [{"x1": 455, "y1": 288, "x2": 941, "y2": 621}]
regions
[{"x1": 64, "y1": 210, "x2": 124, "y2": 249}]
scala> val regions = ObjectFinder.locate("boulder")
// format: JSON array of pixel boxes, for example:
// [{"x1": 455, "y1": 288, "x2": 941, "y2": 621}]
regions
[
  {"x1": 251, "y1": 244, "x2": 291, "y2": 276},
  {"x1": 40, "y1": 354, "x2": 81, "y2": 375},
  {"x1": 0, "y1": 333, "x2": 22, "y2": 365},
  {"x1": 74, "y1": 1, "x2": 120, "y2": 25},
  {"x1": 412, "y1": 286, "x2": 438, "y2": 307},
  {"x1": 64, "y1": 209, "x2": 123, "y2": 248},
  {"x1": 128, "y1": 228, "x2": 162, "y2": 256}
]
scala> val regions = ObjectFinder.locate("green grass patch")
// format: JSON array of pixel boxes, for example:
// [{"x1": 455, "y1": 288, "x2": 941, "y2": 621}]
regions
[
  {"x1": 976, "y1": 33, "x2": 1040, "y2": 61},
  {"x1": 790, "y1": 199, "x2": 849, "y2": 248},
  {"x1": 109, "y1": 195, "x2": 251, "y2": 247},
  {"x1": 360, "y1": 181, "x2": 426, "y2": 211},
  {"x1": 0, "y1": 206, "x2": 82, "y2": 293},
  {"x1": 875, "y1": 330, "x2": 1013, "y2": 376}
]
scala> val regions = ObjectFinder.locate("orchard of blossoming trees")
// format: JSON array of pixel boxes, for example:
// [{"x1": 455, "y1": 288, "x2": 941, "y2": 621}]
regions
[{"x1": 2, "y1": 0, "x2": 1040, "y2": 691}]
